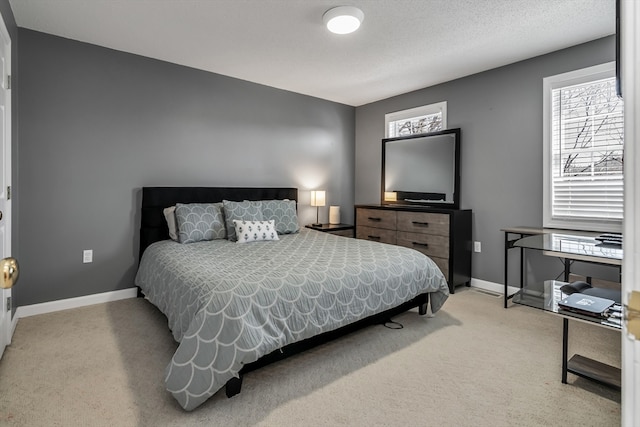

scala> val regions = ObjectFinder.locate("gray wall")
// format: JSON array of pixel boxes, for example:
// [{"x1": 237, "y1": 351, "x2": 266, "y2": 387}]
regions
[
  {"x1": 16, "y1": 29, "x2": 355, "y2": 307},
  {"x1": 355, "y1": 36, "x2": 617, "y2": 286},
  {"x1": 12, "y1": 24, "x2": 617, "y2": 307}
]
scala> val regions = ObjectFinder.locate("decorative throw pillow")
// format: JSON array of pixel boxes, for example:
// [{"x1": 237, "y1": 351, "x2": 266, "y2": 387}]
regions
[
  {"x1": 175, "y1": 203, "x2": 226, "y2": 243},
  {"x1": 261, "y1": 199, "x2": 299, "y2": 234},
  {"x1": 223, "y1": 200, "x2": 264, "y2": 241},
  {"x1": 163, "y1": 206, "x2": 178, "y2": 241},
  {"x1": 233, "y1": 219, "x2": 279, "y2": 243}
]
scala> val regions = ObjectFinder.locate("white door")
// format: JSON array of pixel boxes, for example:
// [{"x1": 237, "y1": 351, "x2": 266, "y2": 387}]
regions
[
  {"x1": 0, "y1": 10, "x2": 11, "y2": 360},
  {"x1": 621, "y1": 1, "x2": 639, "y2": 425}
]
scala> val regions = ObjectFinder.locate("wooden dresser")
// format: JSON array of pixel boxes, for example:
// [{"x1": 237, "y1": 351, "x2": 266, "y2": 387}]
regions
[{"x1": 355, "y1": 205, "x2": 472, "y2": 293}]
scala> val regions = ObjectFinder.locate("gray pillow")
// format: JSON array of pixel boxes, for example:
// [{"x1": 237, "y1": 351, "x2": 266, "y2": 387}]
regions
[
  {"x1": 175, "y1": 203, "x2": 226, "y2": 243},
  {"x1": 261, "y1": 199, "x2": 299, "y2": 234},
  {"x1": 222, "y1": 200, "x2": 264, "y2": 241}
]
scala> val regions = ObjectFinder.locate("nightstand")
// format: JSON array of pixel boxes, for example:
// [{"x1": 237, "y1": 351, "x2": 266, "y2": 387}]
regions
[{"x1": 305, "y1": 223, "x2": 354, "y2": 238}]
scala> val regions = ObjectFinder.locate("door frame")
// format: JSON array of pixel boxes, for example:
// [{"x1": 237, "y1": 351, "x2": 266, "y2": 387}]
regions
[
  {"x1": 0, "y1": 5, "x2": 12, "y2": 360},
  {"x1": 621, "y1": 1, "x2": 639, "y2": 424}
]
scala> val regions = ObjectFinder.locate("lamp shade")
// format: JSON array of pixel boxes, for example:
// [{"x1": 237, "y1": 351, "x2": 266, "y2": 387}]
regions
[
  {"x1": 329, "y1": 206, "x2": 340, "y2": 224},
  {"x1": 323, "y1": 6, "x2": 364, "y2": 34},
  {"x1": 310, "y1": 190, "x2": 326, "y2": 207}
]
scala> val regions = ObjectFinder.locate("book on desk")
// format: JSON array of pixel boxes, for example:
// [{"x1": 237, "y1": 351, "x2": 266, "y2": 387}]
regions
[
  {"x1": 558, "y1": 293, "x2": 616, "y2": 318},
  {"x1": 595, "y1": 232, "x2": 623, "y2": 247}
]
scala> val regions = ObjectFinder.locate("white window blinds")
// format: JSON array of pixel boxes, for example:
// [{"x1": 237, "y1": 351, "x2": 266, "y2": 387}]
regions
[{"x1": 544, "y1": 62, "x2": 624, "y2": 232}]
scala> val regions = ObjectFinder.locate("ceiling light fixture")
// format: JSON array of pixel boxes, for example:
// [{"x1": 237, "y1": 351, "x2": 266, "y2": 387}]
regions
[{"x1": 323, "y1": 6, "x2": 364, "y2": 35}]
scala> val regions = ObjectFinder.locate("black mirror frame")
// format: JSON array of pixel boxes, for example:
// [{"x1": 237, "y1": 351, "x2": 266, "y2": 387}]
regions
[{"x1": 381, "y1": 128, "x2": 461, "y2": 209}]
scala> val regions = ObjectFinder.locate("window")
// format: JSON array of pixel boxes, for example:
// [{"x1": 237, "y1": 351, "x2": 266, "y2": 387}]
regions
[
  {"x1": 385, "y1": 102, "x2": 447, "y2": 138},
  {"x1": 543, "y1": 62, "x2": 624, "y2": 232}
]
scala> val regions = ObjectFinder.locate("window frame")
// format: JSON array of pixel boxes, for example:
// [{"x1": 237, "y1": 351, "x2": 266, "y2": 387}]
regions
[
  {"x1": 542, "y1": 61, "x2": 623, "y2": 233},
  {"x1": 384, "y1": 101, "x2": 447, "y2": 138}
]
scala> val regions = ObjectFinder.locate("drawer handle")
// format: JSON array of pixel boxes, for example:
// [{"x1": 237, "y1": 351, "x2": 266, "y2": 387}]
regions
[
  {"x1": 412, "y1": 221, "x2": 429, "y2": 227},
  {"x1": 412, "y1": 242, "x2": 429, "y2": 248},
  {"x1": 368, "y1": 217, "x2": 382, "y2": 222},
  {"x1": 368, "y1": 235, "x2": 381, "y2": 240}
]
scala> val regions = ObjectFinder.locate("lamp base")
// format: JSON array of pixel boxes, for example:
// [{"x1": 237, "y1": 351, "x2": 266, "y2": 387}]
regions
[{"x1": 312, "y1": 223, "x2": 323, "y2": 227}]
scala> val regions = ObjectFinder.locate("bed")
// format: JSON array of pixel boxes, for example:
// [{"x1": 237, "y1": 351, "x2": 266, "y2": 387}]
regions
[{"x1": 134, "y1": 186, "x2": 449, "y2": 411}]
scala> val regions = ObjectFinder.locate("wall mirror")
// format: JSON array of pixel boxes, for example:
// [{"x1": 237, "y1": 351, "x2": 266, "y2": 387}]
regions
[{"x1": 382, "y1": 128, "x2": 461, "y2": 209}]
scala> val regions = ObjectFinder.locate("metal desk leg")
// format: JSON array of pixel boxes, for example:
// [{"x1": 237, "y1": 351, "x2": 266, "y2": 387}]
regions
[
  {"x1": 504, "y1": 232, "x2": 527, "y2": 308},
  {"x1": 562, "y1": 318, "x2": 569, "y2": 384},
  {"x1": 504, "y1": 232, "x2": 509, "y2": 308},
  {"x1": 520, "y1": 246, "x2": 525, "y2": 290}
]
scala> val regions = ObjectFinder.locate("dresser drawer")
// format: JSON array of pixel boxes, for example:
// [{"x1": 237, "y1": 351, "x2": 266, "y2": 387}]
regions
[
  {"x1": 397, "y1": 211, "x2": 449, "y2": 236},
  {"x1": 356, "y1": 208, "x2": 397, "y2": 230},
  {"x1": 356, "y1": 226, "x2": 397, "y2": 244},
  {"x1": 396, "y1": 231, "x2": 449, "y2": 259}
]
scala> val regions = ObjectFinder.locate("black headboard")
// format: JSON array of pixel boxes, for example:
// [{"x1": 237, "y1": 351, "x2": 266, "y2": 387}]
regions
[{"x1": 139, "y1": 186, "x2": 298, "y2": 259}]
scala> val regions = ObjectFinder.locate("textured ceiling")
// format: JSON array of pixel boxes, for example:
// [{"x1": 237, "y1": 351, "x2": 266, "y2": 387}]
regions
[{"x1": 9, "y1": 0, "x2": 616, "y2": 106}]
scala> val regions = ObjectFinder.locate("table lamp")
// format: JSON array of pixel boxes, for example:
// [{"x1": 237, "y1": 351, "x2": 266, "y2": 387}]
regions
[
  {"x1": 384, "y1": 192, "x2": 398, "y2": 202},
  {"x1": 310, "y1": 190, "x2": 326, "y2": 226}
]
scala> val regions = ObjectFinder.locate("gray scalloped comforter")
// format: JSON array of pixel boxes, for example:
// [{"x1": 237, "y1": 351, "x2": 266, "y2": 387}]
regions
[{"x1": 135, "y1": 228, "x2": 449, "y2": 411}]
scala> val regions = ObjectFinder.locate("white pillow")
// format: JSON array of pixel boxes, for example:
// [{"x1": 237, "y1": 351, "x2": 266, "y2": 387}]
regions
[
  {"x1": 233, "y1": 219, "x2": 279, "y2": 243},
  {"x1": 163, "y1": 206, "x2": 178, "y2": 241}
]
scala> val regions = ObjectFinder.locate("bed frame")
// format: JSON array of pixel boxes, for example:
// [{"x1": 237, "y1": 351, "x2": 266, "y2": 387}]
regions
[{"x1": 138, "y1": 186, "x2": 429, "y2": 398}]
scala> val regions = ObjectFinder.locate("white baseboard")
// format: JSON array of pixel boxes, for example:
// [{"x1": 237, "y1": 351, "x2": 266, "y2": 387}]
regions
[
  {"x1": 11, "y1": 309, "x2": 18, "y2": 337},
  {"x1": 15, "y1": 288, "x2": 138, "y2": 319},
  {"x1": 469, "y1": 278, "x2": 520, "y2": 296},
  {"x1": 11, "y1": 279, "x2": 515, "y2": 316},
  {"x1": 9, "y1": 279, "x2": 514, "y2": 320}
]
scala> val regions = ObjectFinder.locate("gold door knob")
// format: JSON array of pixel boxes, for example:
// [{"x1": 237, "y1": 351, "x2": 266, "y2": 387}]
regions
[{"x1": 0, "y1": 257, "x2": 19, "y2": 289}]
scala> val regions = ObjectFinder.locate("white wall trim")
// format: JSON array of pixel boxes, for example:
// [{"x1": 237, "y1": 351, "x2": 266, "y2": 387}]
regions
[
  {"x1": 10, "y1": 307, "x2": 17, "y2": 336},
  {"x1": 9, "y1": 279, "x2": 509, "y2": 321},
  {"x1": 15, "y1": 288, "x2": 138, "y2": 319},
  {"x1": 469, "y1": 277, "x2": 519, "y2": 296},
  {"x1": 621, "y1": 0, "x2": 640, "y2": 423}
]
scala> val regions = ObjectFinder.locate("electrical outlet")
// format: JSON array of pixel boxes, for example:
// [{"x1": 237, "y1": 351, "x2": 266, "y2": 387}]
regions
[
  {"x1": 474, "y1": 241, "x2": 481, "y2": 253},
  {"x1": 83, "y1": 249, "x2": 93, "y2": 263}
]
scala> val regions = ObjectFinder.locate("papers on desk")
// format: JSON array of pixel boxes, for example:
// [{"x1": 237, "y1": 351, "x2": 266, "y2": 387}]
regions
[{"x1": 603, "y1": 311, "x2": 623, "y2": 328}]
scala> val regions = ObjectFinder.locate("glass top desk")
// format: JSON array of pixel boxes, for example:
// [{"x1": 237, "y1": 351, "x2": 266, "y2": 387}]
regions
[
  {"x1": 512, "y1": 279, "x2": 621, "y2": 389},
  {"x1": 515, "y1": 233, "x2": 622, "y2": 266},
  {"x1": 503, "y1": 228, "x2": 622, "y2": 308}
]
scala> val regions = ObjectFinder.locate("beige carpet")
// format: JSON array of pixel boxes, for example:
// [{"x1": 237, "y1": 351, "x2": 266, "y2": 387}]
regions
[{"x1": 0, "y1": 287, "x2": 620, "y2": 426}]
